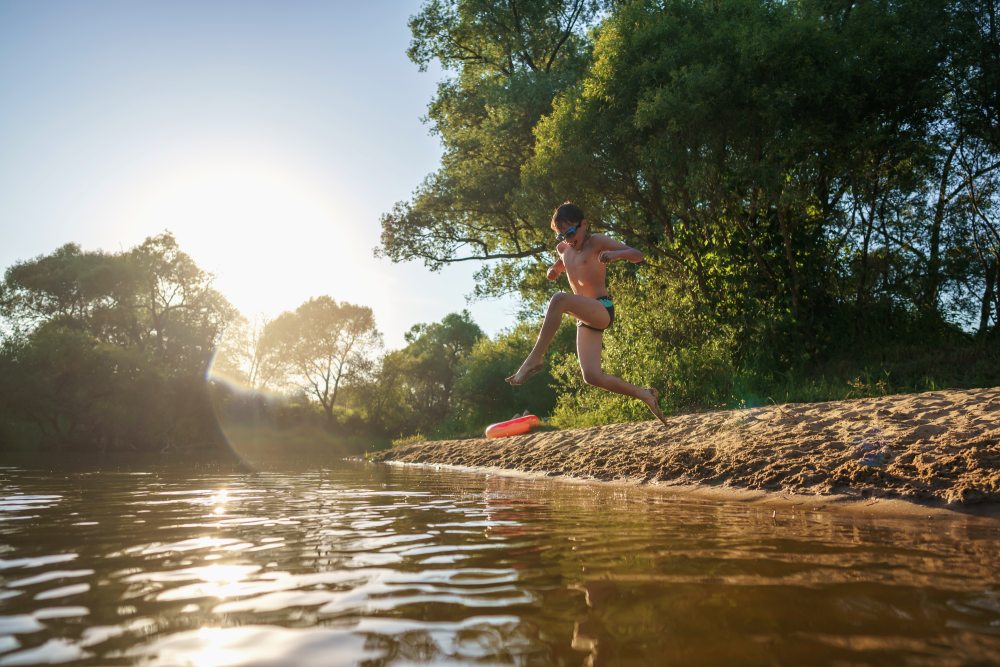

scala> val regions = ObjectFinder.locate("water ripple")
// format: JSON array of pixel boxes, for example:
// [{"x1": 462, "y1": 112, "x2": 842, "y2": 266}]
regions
[{"x1": 0, "y1": 465, "x2": 996, "y2": 665}]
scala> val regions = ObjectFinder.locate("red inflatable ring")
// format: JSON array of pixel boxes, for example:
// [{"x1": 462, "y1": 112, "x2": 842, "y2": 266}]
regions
[{"x1": 484, "y1": 414, "x2": 540, "y2": 438}]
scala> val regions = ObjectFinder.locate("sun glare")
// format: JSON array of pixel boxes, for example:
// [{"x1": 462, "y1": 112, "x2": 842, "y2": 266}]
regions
[{"x1": 123, "y1": 153, "x2": 368, "y2": 319}]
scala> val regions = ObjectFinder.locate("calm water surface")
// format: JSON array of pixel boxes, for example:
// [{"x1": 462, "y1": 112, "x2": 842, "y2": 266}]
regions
[{"x1": 0, "y1": 463, "x2": 998, "y2": 666}]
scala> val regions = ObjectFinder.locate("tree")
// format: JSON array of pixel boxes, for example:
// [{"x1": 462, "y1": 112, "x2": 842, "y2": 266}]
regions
[
  {"x1": 375, "y1": 0, "x2": 1000, "y2": 417},
  {"x1": 0, "y1": 233, "x2": 238, "y2": 454},
  {"x1": 126, "y1": 234, "x2": 237, "y2": 375},
  {"x1": 378, "y1": 0, "x2": 608, "y2": 301},
  {"x1": 399, "y1": 311, "x2": 484, "y2": 429},
  {"x1": 0, "y1": 232, "x2": 236, "y2": 376},
  {"x1": 359, "y1": 311, "x2": 484, "y2": 437},
  {"x1": 211, "y1": 314, "x2": 284, "y2": 390},
  {"x1": 262, "y1": 297, "x2": 381, "y2": 426}
]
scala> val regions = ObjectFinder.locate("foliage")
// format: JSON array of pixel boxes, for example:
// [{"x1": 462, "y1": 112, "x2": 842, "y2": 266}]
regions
[
  {"x1": 260, "y1": 297, "x2": 381, "y2": 425},
  {"x1": 207, "y1": 381, "x2": 376, "y2": 465},
  {"x1": 0, "y1": 234, "x2": 236, "y2": 455},
  {"x1": 529, "y1": 0, "x2": 967, "y2": 347},
  {"x1": 357, "y1": 311, "x2": 485, "y2": 438},
  {"x1": 378, "y1": 0, "x2": 608, "y2": 300},
  {"x1": 379, "y1": 0, "x2": 1000, "y2": 429},
  {"x1": 391, "y1": 434, "x2": 428, "y2": 448},
  {"x1": 6, "y1": 0, "x2": 1000, "y2": 459},
  {"x1": 441, "y1": 320, "x2": 571, "y2": 436}
]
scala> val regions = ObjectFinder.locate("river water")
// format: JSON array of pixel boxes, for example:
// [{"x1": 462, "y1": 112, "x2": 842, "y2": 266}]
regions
[{"x1": 0, "y1": 463, "x2": 998, "y2": 666}]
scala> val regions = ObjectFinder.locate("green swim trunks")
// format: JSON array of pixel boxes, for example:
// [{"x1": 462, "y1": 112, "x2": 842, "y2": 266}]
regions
[{"x1": 577, "y1": 295, "x2": 614, "y2": 332}]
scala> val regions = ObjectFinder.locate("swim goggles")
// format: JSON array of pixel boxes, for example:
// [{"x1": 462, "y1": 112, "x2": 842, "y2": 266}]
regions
[{"x1": 555, "y1": 225, "x2": 579, "y2": 242}]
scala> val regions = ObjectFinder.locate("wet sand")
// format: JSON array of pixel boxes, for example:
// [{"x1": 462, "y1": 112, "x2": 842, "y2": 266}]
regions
[{"x1": 373, "y1": 387, "x2": 1000, "y2": 512}]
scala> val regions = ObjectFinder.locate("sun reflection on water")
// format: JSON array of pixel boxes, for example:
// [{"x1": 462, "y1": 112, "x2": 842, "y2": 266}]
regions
[
  {"x1": 0, "y1": 467, "x2": 998, "y2": 666},
  {"x1": 211, "y1": 489, "x2": 229, "y2": 516}
]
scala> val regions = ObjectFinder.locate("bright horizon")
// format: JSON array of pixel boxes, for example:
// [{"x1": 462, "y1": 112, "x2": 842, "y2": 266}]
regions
[{"x1": 0, "y1": 0, "x2": 521, "y2": 349}]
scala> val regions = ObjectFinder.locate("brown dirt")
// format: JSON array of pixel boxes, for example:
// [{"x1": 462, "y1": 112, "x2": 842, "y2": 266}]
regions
[{"x1": 372, "y1": 387, "x2": 1000, "y2": 509}]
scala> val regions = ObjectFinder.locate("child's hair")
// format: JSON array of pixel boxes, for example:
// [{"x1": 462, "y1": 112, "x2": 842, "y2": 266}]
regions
[{"x1": 550, "y1": 201, "x2": 585, "y2": 231}]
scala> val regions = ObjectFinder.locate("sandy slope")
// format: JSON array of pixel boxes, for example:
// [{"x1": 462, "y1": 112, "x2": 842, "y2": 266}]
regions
[{"x1": 373, "y1": 387, "x2": 1000, "y2": 508}]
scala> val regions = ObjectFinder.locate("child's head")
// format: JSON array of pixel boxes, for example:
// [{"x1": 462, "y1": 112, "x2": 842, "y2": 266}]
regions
[{"x1": 550, "y1": 201, "x2": 585, "y2": 233}]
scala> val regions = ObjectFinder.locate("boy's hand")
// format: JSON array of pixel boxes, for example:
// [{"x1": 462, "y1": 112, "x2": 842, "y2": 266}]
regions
[{"x1": 547, "y1": 257, "x2": 565, "y2": 280}]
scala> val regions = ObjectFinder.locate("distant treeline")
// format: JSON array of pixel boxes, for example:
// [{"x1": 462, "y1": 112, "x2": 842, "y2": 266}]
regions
[
  {"x1": 0, "y1": 234, "x2": 558, "y2": 459},
  {"x1": 3, "y1": 0, "x2": 1000, "y2": 460}
]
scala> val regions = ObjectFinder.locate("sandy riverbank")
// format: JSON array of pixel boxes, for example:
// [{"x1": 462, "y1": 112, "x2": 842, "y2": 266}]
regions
[{"x1": 373, "y1": 387, "x2": 1000, "y2": 510}]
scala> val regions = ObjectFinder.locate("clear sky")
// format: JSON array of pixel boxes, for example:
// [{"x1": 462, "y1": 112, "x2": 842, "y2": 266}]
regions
[{"x1": 0, "y1": 0, "x2": 521, "y2": 349}]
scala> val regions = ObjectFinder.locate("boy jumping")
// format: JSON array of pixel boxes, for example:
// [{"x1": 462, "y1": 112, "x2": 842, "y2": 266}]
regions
[{"x1": 506, "y1": 202, "x2": 669, "y2": 427}]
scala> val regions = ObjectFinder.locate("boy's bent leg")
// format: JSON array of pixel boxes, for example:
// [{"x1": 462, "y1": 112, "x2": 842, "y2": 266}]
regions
[
  {"x1": 507, "y1": 293, "x2": 609, "y2": 385},
  {"x1": 576, "y1": 327, "x2": 669, "y2": 427}
]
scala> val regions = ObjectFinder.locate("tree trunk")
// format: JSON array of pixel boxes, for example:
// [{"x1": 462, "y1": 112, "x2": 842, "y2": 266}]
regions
[
  {"x1": 978, "y1": 256, "x2": 996, "y2": 337},
  {"x1": 992, "y1": 257, "x2": 1000, "y2": 338},
  {"x1": 924, "y1": 143, "x2": 958, "y2": 312},
  {"x1": 856, "y1": 206, "x2": 873, "y2": 313}
]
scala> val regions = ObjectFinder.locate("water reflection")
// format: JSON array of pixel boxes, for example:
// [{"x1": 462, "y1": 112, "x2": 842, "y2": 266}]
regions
[{"x1": 0, "y1": 464, "x2": 997, "y2": 665}]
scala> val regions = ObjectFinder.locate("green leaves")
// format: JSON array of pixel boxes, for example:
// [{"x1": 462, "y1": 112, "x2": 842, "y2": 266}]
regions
[
  {"x1": 0, "y1": 234, "x2": 238, "y2": 453},
  {"x1": 378, "y1": 0, "x2": 604, "y2": 280},
  {"x1": 260, "y1": 297, "x2": 381, "y2": 423},
  {"x1": 1, "y1": 233, "x2": 235, "y2": 375},
  {"x1": 375, "y1": 0, "x2": 1000, "y2": 423},
  {"x1": 408, "y1": 0, "x2": 602, "y2": 77},
  {"x1": 361, "y1": 310, "x2": 484, "y2": 437}
]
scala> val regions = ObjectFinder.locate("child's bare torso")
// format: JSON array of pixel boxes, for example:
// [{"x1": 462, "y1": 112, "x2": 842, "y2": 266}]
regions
[{"x1": 558, "y1": 234, "x2": 609, "y2": 299}]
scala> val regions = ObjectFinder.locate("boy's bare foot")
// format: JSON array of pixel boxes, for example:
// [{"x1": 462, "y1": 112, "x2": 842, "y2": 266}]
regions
[
  {"x1": 505, "y1": 361, "x2": 544, "y2": 386},
  {"x1": 643, "y1": 387, "x2": 669, "y2": 428}
]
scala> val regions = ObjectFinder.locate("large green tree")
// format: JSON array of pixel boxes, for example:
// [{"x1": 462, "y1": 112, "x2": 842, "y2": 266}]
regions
[
  {"x1": 0, "y1": 234, "x2": 236, "y2": 453},
  {"x1": 261, "y1": 297, "x2": 381, "y2": 426},
  {"x1": 382, "y1": 0, "x2": 1000, "y2": 407},
  {"x1": 360, "y1": 311, "x2": 484, "y2": 437},
  {"x1": 530, "y1": 0, "x2": 972, "y2": 345},
  {"x1": 379, "y1": 0, "x2": 608, "y2": 302},
  {"x1": 1, "y1": 234, "x2": 235, "y2": 370}
]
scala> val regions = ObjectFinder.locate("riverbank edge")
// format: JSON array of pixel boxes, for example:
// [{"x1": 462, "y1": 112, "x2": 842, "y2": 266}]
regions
[
  {"x1": 377, "y1": 459, "x2": 999, "y2": 519},
  {"x1": 371, "y1": 386, "x2": 1000, "y2": 518}
]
